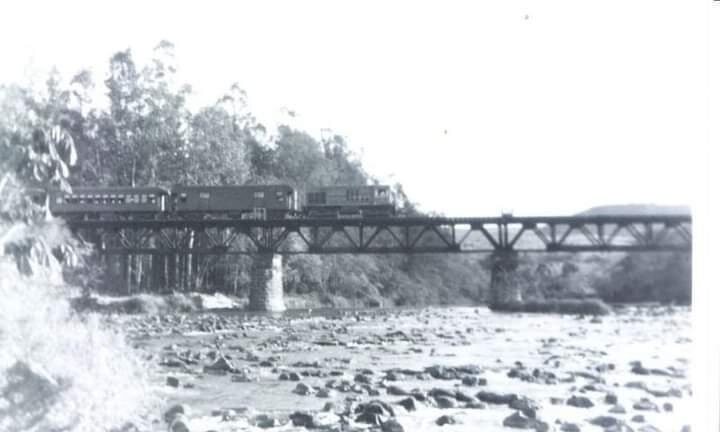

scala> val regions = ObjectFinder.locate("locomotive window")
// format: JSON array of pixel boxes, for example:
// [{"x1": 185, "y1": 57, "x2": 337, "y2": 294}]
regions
[
  {"x1": 253, "y1": 191, "x2": 265, "y2": 199},
  {"x1": 56, "y1": 196, "x2": 63, "y2": 204},
  {"x1": 141, "y1": 194, "x2": 147, "y2": 203},
  {"x1": 308, "y1": 192, "x2": 326, "y2": 204},
  {"x1": 179, "y1": 193, "x2": 187, "y2": 203},
  {"x1": 276, "y1": 191, "x2": 284, "y2": 202},
  {"x1": 199, "y1": 192, "x2": 210, "y2": 199},
  {"x1": 148, "y1": 194, "x2": 155, "y2": 204}
]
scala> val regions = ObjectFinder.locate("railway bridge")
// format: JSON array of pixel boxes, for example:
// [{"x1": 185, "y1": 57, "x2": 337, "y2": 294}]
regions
[{"x1": 67, "y1": 214, "x2": 692, "y2": 311}]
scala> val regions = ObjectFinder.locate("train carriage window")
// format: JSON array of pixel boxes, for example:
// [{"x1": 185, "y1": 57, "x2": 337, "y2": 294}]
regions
[
  {"x1": 179, "y1": 193, "x2": 188, "y2": 203},
  {"x1": 56, "y1": 196, "x2": 63, "y2": 204},
  {"x1": 276, "y1": 191, "x2": 284, "y2": 202},
  {"x1": 148, "y1": 194, "x2": 156, "y2": 204},
  {"x1": 141, "y1": 194, "x2": 147, "y2": 203},
  {"x1": 199, "y1": 192, "x2": 210, "y2": 199},
  {"x1": 253, "y1": 191, "x2": 265, "y2": 199}
]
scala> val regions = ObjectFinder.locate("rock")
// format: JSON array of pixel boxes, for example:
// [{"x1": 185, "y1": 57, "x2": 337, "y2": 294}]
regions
[
  {"x1": 478, "y1": 377, "x2": 488, "y2": 386},
  {"x1": 355, "y1": 373, "x2": 372, "y2": 384},
  {"x1": 502, "y1": 412, "x2": 549, "y2": 432},
  {"x1": 387, "y1": 385, "x2": 409, "y2": 396},
  {"x1": 637, "y1": 426, "x2": 662, "y2": 432},
  {"x1": 169, "y1": 415, "x2": 190, "y2": 432},
  {"x1": 316, "y1": 388, "x2": 335, "y2": 398},
  {"x1": 290, "y1": 411, "x2": 314, "y2": 427},
  {"x1": 293, "y1": 382, "x2": 314, "y2": 396},
  {"x1": 397, "y1": 397, "x2": 417, "y2": 411},
  {"x1": 454, "y1": 390, "x2": 476, "y2": 403},
  {"x1": 462, "y1": 376, "x2": 478, "y2": 386},
  {"x1": 663, "y1": 402, "x2": 673, "y2": 411},
  {"x1": 250, "y1": 414, "x2": 278, "y2": 428},
  {"x1": 204, "y1": 355, "x2": 237, "y2": 374},
  {"x1": 589, "y1": 416, "x2": 622, "y2": 428},
  {"x1": 436, "y1": 415, "x2": 460, "y2": 426},
  {"x1": 381, "y1": 419, "x2": 405, "y2": 432},
  {"x1": 465, "y1": 401, "x2": 487, "y2": 409},
  {"x1": 631, "y1": 414, "x2": 645, "y2": 423},
  {"x1": 633, "y1": 398, "x2": 659, "y2": 411},
  {"x1": 560, "y1": 422, "x2": 580, "y2": 432},
  {"x1": 429, "y1": 388, "x2": 456, "y2": 399},
  {"x1": 322, "y1": 401, "x2": 338, "y2": 412},
  {"x1": 605, "y1": 393, "x2": 618, "y2": 404},
  {"x1": 434, "y1": 396, "x2": 457, "y2": 409},
  {"x1": 355, "y1": 412, "x2": 383, "y2": 425},
  {"x1": 609, "y1": 404, "x2": 627, "y2": 414},
  {"x1": 313, "y1": 412, "x2": 340, "y2": 428},
  {"x1": 354, "y1": 400, "x2": 395, "y2": 424},
  {"x1": 231, "y1": 369, "x2": 256, "y2": 382},
  {"x1": 510, "y1": 396, "x2": 539, "y2": 418},
  {"x1": 549, "y1": 397, "x2": 564, "y2": 405},
  {"x1": 164, "y1": 404, "x2": 191, "y2": 423},
  {"x1": 476, "y1": 390, "x2": 517, "y2": 405},
  {"x1": 166, "y1": 376, "x2": 180, "y2": 387},
  {"x1": 567, "y1": 395, "x2": 594, "y2": 408}
]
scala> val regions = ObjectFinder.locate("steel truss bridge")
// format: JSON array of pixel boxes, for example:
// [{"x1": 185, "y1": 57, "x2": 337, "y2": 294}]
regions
[{"x1": 67, "y1": 215, "x2": 692, "y2": 255}]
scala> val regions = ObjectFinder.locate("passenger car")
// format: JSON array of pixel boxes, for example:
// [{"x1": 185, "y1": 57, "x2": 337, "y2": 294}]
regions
[{"x1": 48, "y1": 186, "x2": 169, "y2": 220}]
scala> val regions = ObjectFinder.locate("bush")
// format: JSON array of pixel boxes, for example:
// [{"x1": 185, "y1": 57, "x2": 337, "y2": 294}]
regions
[
  {"x1": 489, "y1": 298, "x2": 612, "y2": 316},
  {"x1": 0, "y1": 261, "x2": 160, "y2": 431}
]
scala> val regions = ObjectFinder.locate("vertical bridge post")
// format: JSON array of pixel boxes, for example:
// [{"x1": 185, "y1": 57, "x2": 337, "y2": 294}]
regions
[
  {"x1": 248, "y1": 253, "x2": 285, "y2": 311},
  {"x1": 489, "y1": 251, "x2": 522, "y2": 307}
]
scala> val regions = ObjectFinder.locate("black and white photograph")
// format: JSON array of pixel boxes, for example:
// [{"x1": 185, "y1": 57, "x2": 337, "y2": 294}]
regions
[{"x1": 0, "y1": 1, "x2": 716, "y2": 431}]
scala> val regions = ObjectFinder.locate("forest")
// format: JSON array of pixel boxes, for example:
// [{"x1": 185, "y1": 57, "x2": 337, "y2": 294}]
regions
[{"x1": 0, "y1": 41, "x2": 691, "y2": 307}]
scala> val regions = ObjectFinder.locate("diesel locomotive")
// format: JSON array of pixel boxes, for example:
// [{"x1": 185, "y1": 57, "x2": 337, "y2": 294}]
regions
[{"x1": 47, "y1": 184, "x2": 394, "y2": 220}]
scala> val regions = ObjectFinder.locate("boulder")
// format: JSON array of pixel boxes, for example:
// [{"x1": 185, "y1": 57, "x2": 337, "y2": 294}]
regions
[
  {"x1": 567, "y1": 395, "x2": 594, "y2": 408},
  {"x1": 502, "y1": 412, "x2": 549, "y2": 432},
  {"x1": 436, "y1": 415, "x2": 460, "y2": 426}
]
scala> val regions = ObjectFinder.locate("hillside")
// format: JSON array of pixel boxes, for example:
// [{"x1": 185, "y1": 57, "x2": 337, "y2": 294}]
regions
[{"x1": 578, "y1": 204, "x2": 691, "y2": 216}]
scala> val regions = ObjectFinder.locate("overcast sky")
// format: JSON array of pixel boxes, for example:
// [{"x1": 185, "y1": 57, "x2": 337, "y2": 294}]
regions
[{"x1": 0, "y1": 1, "x2": 707, "y2": 216}]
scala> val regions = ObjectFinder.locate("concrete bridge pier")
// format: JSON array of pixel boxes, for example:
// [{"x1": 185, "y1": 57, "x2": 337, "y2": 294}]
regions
[
  {"x1": 248, "y1": 253, "x2": 286, "y2": 312},
  {"x1": 488, "y1": 251, "x2": 522, "y2": 306}
]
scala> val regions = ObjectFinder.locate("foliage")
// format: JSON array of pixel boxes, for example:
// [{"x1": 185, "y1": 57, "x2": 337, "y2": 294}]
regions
[
  {"x1": 1, "y1": 40, "x2": 690, "y2": 309},
  {"x1": 0, "y1": 68, "x2": 157, "y2": 431}
]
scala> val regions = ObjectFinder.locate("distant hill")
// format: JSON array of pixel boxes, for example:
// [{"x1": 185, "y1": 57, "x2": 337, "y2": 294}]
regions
[{"x1": 577, "y1": 204, "x2": 691, "y2": 216}]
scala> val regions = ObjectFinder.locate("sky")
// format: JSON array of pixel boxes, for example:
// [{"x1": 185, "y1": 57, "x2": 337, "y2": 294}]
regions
[{"x1": 0, "y1": 0, "x2": 708, "y2": 216}]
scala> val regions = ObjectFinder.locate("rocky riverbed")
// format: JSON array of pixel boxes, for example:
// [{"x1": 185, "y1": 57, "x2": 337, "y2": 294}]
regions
[{"x1": 122, "y1": 305, "x2": 691, "y2": 432}]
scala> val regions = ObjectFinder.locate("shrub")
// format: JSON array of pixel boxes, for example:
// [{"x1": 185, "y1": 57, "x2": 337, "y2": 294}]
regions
[{"x1": 490, "y1": 298, "x2": 612, "y2": 316}]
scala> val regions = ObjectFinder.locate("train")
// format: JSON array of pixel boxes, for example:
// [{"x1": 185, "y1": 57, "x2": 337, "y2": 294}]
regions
[{"x1": 47, "y1": 184, "x2": 395, "y2": 220}]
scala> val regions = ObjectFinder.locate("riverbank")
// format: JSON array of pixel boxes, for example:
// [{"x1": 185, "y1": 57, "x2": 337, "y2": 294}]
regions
[{"x1": 119, "y1": 304, "x2": 691, "y2": 431}]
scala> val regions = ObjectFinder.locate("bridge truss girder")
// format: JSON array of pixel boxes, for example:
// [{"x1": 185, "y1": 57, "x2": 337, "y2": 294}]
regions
[{"x1": 68, "y1": 215, "x2": 692, "y2": 255}]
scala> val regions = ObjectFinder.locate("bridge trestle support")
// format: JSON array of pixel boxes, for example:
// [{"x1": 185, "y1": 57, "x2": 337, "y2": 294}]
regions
[
  {"x1": 489, "y1": 251, "x2": 523, "y2": 306},
  {"x1": 248, "y1": 253, "x2": 286, "y2": 312}
]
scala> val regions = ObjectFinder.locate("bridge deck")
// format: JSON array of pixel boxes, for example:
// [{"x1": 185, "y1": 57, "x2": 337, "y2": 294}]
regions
[{"x1": 65, "y1": 214, "x2": 692, "y2": 254}]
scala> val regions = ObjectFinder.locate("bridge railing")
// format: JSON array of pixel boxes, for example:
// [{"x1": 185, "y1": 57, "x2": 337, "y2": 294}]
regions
[{"x1": 67, "y1": 215, "x2": 691, "y2": 255}]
